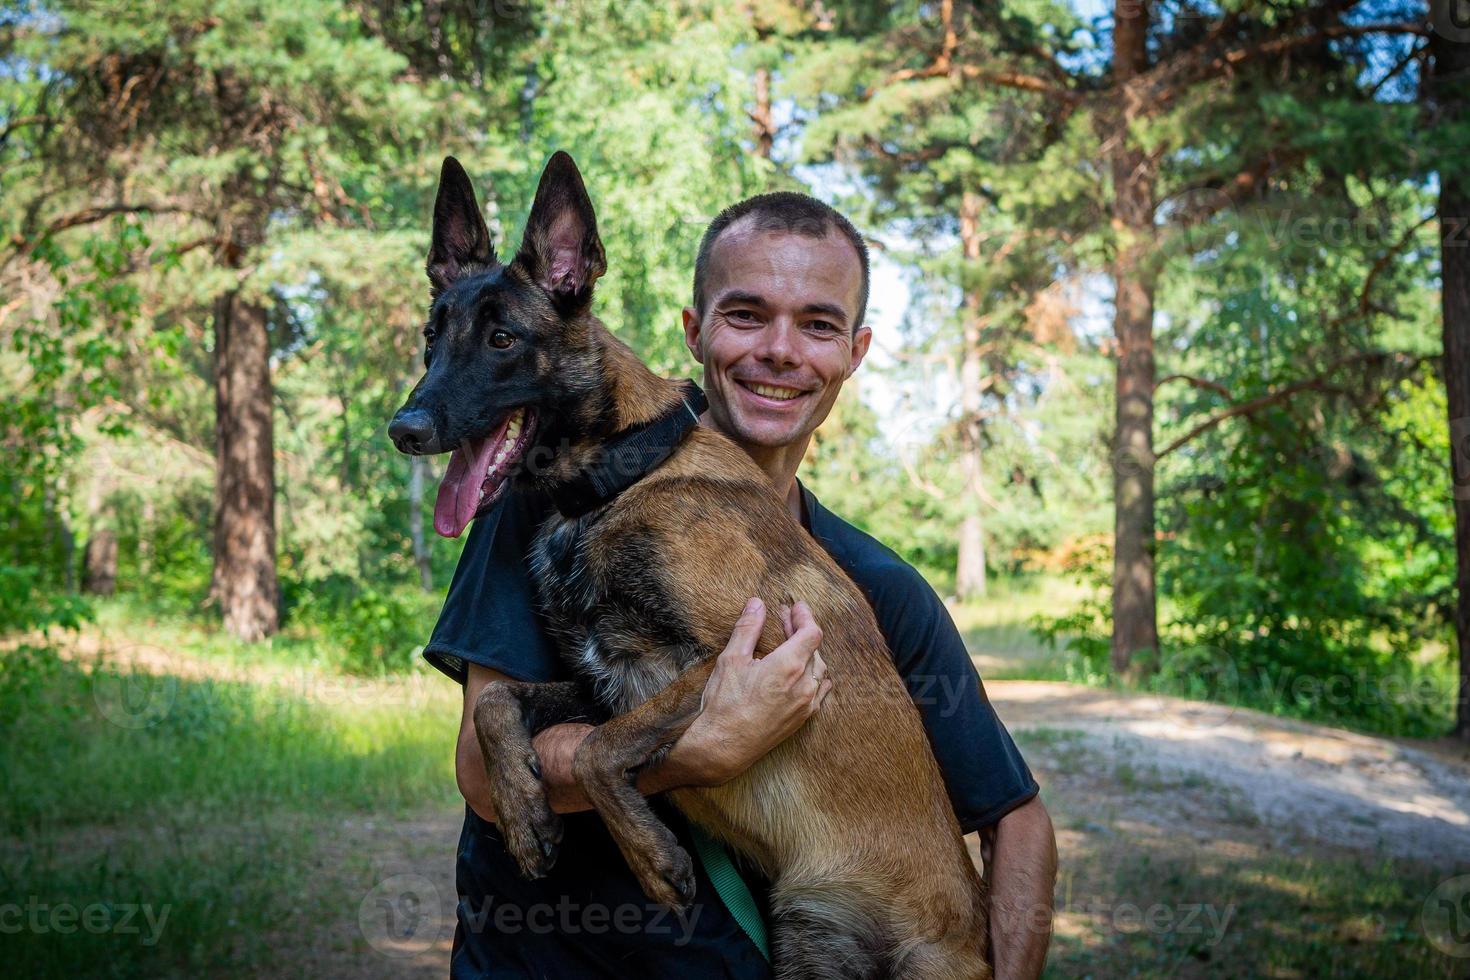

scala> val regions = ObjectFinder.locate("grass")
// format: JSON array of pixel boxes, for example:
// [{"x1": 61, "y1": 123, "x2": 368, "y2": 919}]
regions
[
  {"x1": 0, "y1": 616, "x2": 460, "y2": 978},
  {"x1": 1047, "y1": 843, "x2": 1464, "y2": 978}
]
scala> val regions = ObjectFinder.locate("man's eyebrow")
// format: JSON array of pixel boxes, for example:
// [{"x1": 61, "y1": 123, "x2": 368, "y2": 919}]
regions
[
  {"x1": 797, "y1": 302, "x2": 850, "y2": 323},
  {"x1": 713, "y1": 289, "x2": 770, "y2": 309}
]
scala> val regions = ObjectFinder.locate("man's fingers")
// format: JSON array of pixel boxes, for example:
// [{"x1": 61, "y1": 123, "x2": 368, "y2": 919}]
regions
[
  {"x1": 788, "y1": 600, "x2": 817, "y2": 635},
  {"x1": 812, "y1": 677, "x2": 833, "y2": 712},
  {"x1": 771, "y1": 619, "x2": 822, "y2": 660},
  {"x1": 721, "y1": 597, "x2": 767, "y2": 661}
]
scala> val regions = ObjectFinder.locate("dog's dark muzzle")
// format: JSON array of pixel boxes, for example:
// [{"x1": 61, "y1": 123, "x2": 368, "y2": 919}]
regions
[{"x1": 388, "y1": 408, "x2": 437, "y2": 455}]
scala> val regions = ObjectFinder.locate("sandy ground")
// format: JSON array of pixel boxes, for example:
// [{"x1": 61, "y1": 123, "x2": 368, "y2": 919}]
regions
[{"x1": 988, "y1": 680, "x2": 1470, "y2": 866}]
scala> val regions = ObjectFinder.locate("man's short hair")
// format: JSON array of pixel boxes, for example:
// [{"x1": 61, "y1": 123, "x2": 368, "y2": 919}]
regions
[{"x1": 692, "y1": 192, "x2": 870, "y2": 330}]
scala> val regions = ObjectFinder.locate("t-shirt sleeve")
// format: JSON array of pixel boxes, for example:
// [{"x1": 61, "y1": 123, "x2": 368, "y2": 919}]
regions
[
  {"x1": 421, "y1": 489, "x2": 563, "y2": 686},
  {"x1": 868, "y1": 564, "x2": 1040, "y2": 833}
]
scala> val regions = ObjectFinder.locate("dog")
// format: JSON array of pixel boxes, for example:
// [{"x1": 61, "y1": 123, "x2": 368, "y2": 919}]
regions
[{"x1": 389, "y1": 152, "x2": 990, "y2": 979}]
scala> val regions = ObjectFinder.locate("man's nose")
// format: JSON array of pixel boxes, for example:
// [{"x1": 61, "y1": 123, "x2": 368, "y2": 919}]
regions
[
  {"x1": 389, "y1": 408, "x2": 435, "y2": 455},
  {"x1": 755, "y1": 320, "x2": 800, "y2": 370}
]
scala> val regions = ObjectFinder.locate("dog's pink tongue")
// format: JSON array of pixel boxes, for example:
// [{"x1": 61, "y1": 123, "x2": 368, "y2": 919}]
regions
[{"x1": 433, "y1": 437, "x2": 495, "y2": 538}]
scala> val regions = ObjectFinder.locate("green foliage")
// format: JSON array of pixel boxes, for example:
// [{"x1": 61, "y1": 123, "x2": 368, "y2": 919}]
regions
[
  {"x1": 0, "y1": 0, "x2": 1460, "y2": 734},
  {"x1": 282, "y1": 577, "x2": 442, "y2": 675}
]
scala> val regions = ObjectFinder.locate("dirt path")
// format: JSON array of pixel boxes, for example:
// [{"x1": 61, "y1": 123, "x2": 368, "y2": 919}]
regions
[{"x1": 986, "y1": 680, "x2": 1470, "y2": 866}]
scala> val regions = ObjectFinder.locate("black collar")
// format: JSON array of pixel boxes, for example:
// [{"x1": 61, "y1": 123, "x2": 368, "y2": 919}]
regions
[{"x1": 547, "y1": 381, "x2": 707, "y2": 519}]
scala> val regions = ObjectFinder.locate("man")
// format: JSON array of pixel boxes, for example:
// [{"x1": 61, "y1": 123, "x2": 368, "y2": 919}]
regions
[{"x1": 423, "y1": 192, "x2": 1057, "y2": 978}]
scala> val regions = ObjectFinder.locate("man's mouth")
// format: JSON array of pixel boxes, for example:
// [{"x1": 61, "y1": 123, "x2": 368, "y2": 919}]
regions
[
  {"x1": 433, "y1": 408, "x2": 536, "y2": 538},
  {"x1": 734, "y1": 379, "x2": 812, "y2": 405}
]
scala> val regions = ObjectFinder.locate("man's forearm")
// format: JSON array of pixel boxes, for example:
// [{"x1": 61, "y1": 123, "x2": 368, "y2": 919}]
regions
[
  {"x1": 984, "y1": 796, "x2": 1057, "y2": 980},
  {"x1": 459, "y1": 721, "x2": 720, "y2": 822}
]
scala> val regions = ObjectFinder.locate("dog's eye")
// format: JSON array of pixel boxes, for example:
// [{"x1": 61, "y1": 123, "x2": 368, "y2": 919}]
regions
[{"x1": 491, "y1": 330, "x2": 515, "y2": 349}]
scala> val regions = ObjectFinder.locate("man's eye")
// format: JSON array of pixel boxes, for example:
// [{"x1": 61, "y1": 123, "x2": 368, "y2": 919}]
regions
[
  {"x1": 809, "y1": 320, "x2": 837, "y2": 333},
  {"x1": 728, "y1": 309, "x2": 758, "y2": 323},
  {"x1": 491, "y1": 329, "x2": 515, "y2": 349}
]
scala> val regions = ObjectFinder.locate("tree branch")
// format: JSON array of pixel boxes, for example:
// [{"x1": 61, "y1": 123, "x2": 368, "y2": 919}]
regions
[
  {"x1": 0, "y1": 113, "x2": 47, "y2": 145},
  {"x1": 956, "y1": 63, "x2": 1084, "y2": 104},
  {"x1": 1326, "y1": 212, "x2": 1437, "y2": 329},
  {"x1": 5, "y1": 203, "x2": 201, "y2": 261},
  {"x1": 1156, "y1": 351, "x2": 1434, "y2": 458},
  {"x1": 1155, "y1": 373, "x2": 1231, "y2": 399},
  {"x1": 1161, "y1": 147, "x2": 1309, "y2": 228},
  {"x1": 1147, "y1": 18, "x2": 1429, "y2": 107}
]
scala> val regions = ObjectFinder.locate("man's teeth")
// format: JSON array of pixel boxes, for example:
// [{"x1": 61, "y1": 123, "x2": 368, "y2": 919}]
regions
[{"x1": 746, "y1": 382, "x2": 803, "y2": 401}]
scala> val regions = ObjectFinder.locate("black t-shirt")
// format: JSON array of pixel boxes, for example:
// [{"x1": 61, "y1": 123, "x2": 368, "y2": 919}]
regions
[{"x1": 424, "y1": 482, "x2": 1038, "y2": 979}]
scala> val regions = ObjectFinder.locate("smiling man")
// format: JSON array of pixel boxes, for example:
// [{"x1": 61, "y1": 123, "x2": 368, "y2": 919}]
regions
[{"x1": 424, "y1": 191, "x2": 1056, "y2": 979}]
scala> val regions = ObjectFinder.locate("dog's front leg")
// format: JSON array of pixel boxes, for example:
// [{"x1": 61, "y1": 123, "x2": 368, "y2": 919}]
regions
[
  {"x1": 474, "y1": 679, "x2": 591, "y2": 879},
  {"x1": 571, "y1": 657, "x2": 717, "y2": 910}
]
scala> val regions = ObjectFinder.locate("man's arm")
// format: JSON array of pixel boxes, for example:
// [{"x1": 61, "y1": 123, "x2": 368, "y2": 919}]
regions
[
  {"x1": 457, "y1": 597, "x2": 829, "y2": 822},
  {"x1": 979, "y1": 796, "x2": 1057, "y2": 980}
]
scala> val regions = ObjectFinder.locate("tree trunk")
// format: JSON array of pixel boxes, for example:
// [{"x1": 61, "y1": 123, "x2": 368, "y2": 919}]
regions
[
  {"x1": 956, "y1": 189, "x2": 988, "y2": 601},
  {"x1": 211, "y1": 289, "x2": 278, "y2": 641},
  {"x1": 138, "y1": 496, "x2": 155, "y2": 579},
  {"x1": 83, "y1": 480, "x2": 116, "y2": 596},
  {"x1": 83, "y1": 530, "x2": 117, "y2": 596},
  {"x1": 753, "y1": 66, "x2": 775, "y2": 159},
  {"x1": 1108, "y1": 0, "x2": 1160, "y2": 679},
  {"x1": 410, "y1": 454, "x2": 433, "y2": 592},
  {"x1": 1431, "y1": 8, "x2": 1470, "y2": 740}
]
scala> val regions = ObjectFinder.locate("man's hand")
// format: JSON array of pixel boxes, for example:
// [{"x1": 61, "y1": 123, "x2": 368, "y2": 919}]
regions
[
  {"x1": 674, "y1": 597, "x2": 830, "y2": 786},
  {"x1": 456, "y1": 596, "x2": 830, "y2": 821}
]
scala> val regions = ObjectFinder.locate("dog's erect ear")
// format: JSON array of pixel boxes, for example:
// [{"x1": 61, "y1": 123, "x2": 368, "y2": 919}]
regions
[
  {"x1": 514, "y1": 151, "x2": 606, "y2": 310},
  {"x1": 428, "y1": 156, "x2": 496, "y2": 297}
]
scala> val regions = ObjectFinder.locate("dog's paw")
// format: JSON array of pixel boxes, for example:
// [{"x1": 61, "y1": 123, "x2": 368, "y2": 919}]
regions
[
  {"x1": 631, "y1": 843, "x2": 696, "y2": 912},
  {"x1": 488, "y1": 752, "x2": 562, "y2": 879}
]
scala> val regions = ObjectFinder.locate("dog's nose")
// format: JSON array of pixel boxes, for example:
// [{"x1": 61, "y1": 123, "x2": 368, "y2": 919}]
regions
[{"x1": 389, "y1": 409, "x2": 435, "y2": 454}]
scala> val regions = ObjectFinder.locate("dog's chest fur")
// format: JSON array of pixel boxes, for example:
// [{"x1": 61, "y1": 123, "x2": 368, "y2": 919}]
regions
[{"x1": 529, "y1": 508, "x2": 706, "y2": 717}]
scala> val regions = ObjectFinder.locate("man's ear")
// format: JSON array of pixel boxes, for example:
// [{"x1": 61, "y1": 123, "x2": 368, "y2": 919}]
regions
[
  {"x1": 681, "y1": 306, "x2": 705, "y2": 363},
  {"x1": 428, "y1": 156, "x2": 496, "y2": 297},
  {"x1": 513, "y1": 151, "x2": 606, "y2": 311},
  {"x1": 848, "y1": 325, "x2": 873, "y2": 377}
]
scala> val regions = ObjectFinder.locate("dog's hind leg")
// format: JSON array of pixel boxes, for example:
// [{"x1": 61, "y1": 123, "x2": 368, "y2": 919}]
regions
[
  {"x1": 571, "y1": 656, "x2": 717, "y2": 910},
  {"x1": 474, "y1": 679, "x2": 592, "y2": 879}
]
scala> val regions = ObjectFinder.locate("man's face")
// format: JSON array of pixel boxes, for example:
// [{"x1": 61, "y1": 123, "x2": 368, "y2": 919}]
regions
[{"x1": 683, "y1": 220, "x2": 871, "y2": 452}]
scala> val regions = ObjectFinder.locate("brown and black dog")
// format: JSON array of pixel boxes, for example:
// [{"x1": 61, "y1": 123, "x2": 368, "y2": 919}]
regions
[{"x1": 389, "y1": 152, "x2": 990, "y2": 979}]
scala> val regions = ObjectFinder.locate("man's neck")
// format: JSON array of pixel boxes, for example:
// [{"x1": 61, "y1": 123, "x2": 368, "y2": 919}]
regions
[{"x1": 699, "y1": 412, "x2": 808, "y2": 523}]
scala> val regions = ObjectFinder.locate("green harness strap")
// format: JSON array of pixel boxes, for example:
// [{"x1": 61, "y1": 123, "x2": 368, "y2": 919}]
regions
[{"x1": 688, "y1": 825, "x2": 770, "y2": 962}]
